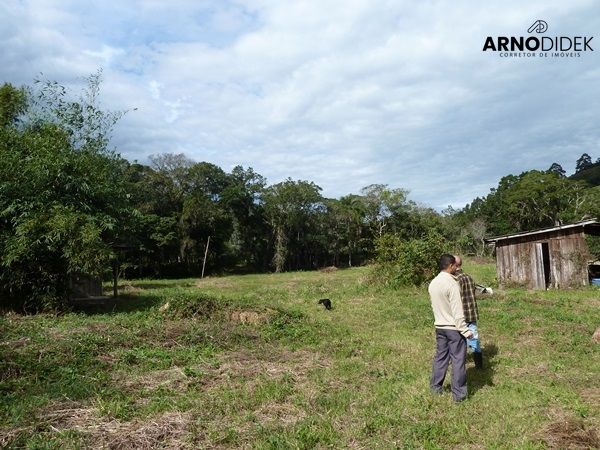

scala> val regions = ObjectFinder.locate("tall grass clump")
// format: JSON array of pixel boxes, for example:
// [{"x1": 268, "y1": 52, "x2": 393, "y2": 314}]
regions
[{"x1": 165, "y1": 290, "x2": 227, "y2": 319}]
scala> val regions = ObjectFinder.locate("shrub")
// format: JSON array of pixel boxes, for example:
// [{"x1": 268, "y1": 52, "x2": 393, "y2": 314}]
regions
[
  {"x1": 166, "y1": 291, "x2": 226, "y2": 319},
  {"x1": 370, "y1": 231, "x2": 446, "y2": 288}
]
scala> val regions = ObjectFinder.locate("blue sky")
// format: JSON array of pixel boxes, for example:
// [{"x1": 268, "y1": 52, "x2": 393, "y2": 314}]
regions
[{"x1": 1, "y1": 0, "x2": 599, "y2": 209}]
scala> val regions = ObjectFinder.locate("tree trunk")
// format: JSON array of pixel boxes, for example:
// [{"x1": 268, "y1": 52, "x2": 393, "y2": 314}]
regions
[
  {"x1": 201, "y1": 236, "x2": 211, "y2": 278},
  {"x1": 112, "y1": 260, "x2": 119, "y2": 298},
  {"x1": 273, "y1": 226, "x2": 287, "y2": 273}
]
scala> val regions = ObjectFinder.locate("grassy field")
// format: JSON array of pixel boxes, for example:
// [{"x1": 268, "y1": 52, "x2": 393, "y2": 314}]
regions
[{"x1": 1, "y1": 259, "x2": 599, "y2": 449}]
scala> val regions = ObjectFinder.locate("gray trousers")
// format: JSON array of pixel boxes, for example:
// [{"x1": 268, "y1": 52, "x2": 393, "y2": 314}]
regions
[{"x1": 431, "y1": 328, "x2": 467, "y2": 401}]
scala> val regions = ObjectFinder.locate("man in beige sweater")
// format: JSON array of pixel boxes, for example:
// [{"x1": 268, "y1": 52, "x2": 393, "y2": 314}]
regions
[{"x1": 429, "y1": 254, "x2": 473, "y2": 402}]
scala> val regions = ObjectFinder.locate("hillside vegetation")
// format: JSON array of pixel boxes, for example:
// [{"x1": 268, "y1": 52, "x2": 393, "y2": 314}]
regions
[
  {"x1": 571, "y1": 161, "x2": 600, "y2": 186},
  {"x1": 1, "y1": 261, "x2": 598, "y2": 449}
]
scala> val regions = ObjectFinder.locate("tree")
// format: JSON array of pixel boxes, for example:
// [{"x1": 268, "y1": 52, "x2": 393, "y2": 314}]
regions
[
  {"x1": 360, "y1": 184, "x2": 410, "y2": 237},
  {"x1": 547, "y1": 162, "x2": 566, "y2": 177},
  {"x1": 504, "y1": 171, "x2": 590, "y2": 229},
  {"x1": 262, "y1": 179, "x2": 323, "y2": 272},
  {"x1": 575, "y1": 153, "x2": 593, "y2": 173},
  {"x1": 32, "y1": 70, "x2": 126, "y2": 154},
  {"x1": 179, "y1": 162, "x2": 233, "y2": 273},
  {"x1": 467, "y1": 218, "x2": 488, "y2": 257},
  {"x1": 457, "y1": 169, "x2": 597, "y2": 238},
  {"x1": 0, "y1": 75, "x2": 131, "y2": 311},
  {"x1": 149, "y1": 153, "x2": 195, "y2": 207},
  {"x1": 221, "y1": 166, "x2": 269, "y2": 270},
  {"x1": 0, "y1": 83, "x2": 27, "y2": 127},
  {"x1": 324, "y1": 195, "x2": 369, "y2": 267}
]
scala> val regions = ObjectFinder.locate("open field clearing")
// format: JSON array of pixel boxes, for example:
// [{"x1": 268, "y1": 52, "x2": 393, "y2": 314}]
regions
[{"x1": 1, "y1": 260, "x2": 599, "y2": 449}]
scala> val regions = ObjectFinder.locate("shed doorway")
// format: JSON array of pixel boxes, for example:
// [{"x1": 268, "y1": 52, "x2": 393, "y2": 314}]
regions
[{"x1": 533, "y1": 242, "x2": 551, "y2": 289}]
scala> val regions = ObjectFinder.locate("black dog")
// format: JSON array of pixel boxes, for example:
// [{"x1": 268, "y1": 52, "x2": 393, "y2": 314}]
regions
[{"x1": 318, "y1": 298, "x2": 332, "y2": 310}]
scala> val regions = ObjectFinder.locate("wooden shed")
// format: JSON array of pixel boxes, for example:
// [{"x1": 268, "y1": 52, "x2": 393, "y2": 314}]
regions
[
  {"x1": 485, "y1": 219, "x2": 600, "y2": 289},
  {"x1": 69, "y1": 273, "x2": 105, "y2": 300}
]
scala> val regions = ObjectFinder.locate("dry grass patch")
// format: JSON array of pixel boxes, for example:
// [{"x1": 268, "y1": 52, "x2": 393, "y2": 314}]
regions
[
  {"x1": 214, "y1": 348, "x2": 330, "y2": 382},
  {"x1": 3, "y1": 402, "x2": 194, "y2": 449},
  {"x1": 120, "y1": 366, "x2": 191, "y2": 391},
  {"x1": 195, "y1": 277, "x2": 235, "y2": 289},
  {"x1": 229, "y1": 309, "x2": 275, "y2": 325},
  {"x1": 515, "y1": 319, "x2": 545, "y2": 347},
  {"x1": 155, "y1": 320, "x2": 192, "y2": 347},
  {"x1": 254, "y1": 401, "x2": 306, "y2": 426},
  {"x1": 47, "y1": 402, "x2": 193, "y2": 449},
  {"x1": 536, "y1": 412, "x2": 600, "y2": 449},
  {"x1": 108, "y1": 347, "x2": 331, "y2": 445},
  {"x1": 592, "y1": 327, "x2": 600, "y2": 344},
  {"x1": 0, "y1": 336, "x2": 31, "y2": 348},
  {"x1": 509, "y1": 362, "x2": 551, "y2": 377},
  {"x1": 93, "y1": 411, "x2": 193, "y2": 450},
  {"x1": 114, "y1": 347, "x2": 331, "y2": 398},
  {"x1": 580, "y1": 387, "x2": 600, "y2": 408}
]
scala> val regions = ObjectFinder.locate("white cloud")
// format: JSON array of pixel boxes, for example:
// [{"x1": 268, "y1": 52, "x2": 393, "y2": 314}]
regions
[{"x1": 1, "y1": 0, "x2": 599, "y2": 209}]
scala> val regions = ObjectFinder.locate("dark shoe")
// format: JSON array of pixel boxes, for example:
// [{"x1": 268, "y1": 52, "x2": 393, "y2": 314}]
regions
[
  {"x1": 474, "y1": 352, "x2": 483, "y2": 369},
  {"x1": 430, "y1": 386, "x2": 443, "y2": 395}
]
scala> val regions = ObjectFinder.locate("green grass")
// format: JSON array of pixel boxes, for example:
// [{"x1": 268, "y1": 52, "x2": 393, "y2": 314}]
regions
[{"x1": 1, "y1": 260, "x2": 599, "y2": 449}]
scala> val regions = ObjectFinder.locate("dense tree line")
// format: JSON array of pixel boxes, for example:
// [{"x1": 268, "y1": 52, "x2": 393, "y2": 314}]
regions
[
  {"x1": 121, "y1": 159, "x2": 444, "y2": 277},
  {"x1": 1, "y1": 76, "x2": 599, "y2": 309}
]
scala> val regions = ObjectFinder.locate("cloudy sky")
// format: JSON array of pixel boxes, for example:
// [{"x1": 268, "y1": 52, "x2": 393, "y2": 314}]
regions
[{"x1": 1, "y1": 0, "x2": 599, "y2": 209}]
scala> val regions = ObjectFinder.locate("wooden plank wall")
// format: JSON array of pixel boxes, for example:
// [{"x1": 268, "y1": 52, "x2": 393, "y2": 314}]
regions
[{"x1": 495, "y1": 227, "x2": 589, "y2": 289}]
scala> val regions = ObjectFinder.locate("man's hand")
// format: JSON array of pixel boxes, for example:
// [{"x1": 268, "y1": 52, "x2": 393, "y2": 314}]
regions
[{"x1": 465, "y1": 331, "x2": 474, "y2": 339}]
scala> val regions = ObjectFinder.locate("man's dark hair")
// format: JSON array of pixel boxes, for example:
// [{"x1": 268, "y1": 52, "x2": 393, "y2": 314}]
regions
[{"x1": 438, "y1": 254, "x2": 456, "y2": 271}]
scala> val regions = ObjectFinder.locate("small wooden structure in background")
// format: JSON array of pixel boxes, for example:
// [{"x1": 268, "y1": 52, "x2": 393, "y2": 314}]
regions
[
  {"x1": 485, "y1": 219, "x2": 600, "y2": 289},
  {"x1": 69, "y1": 273, "x2": 107, "y2": 300}
]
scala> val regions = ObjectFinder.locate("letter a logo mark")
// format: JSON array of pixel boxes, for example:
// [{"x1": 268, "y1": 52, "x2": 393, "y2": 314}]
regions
[{"x1": 528, "y1": 20, "x2": 548, "y2": 33}]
